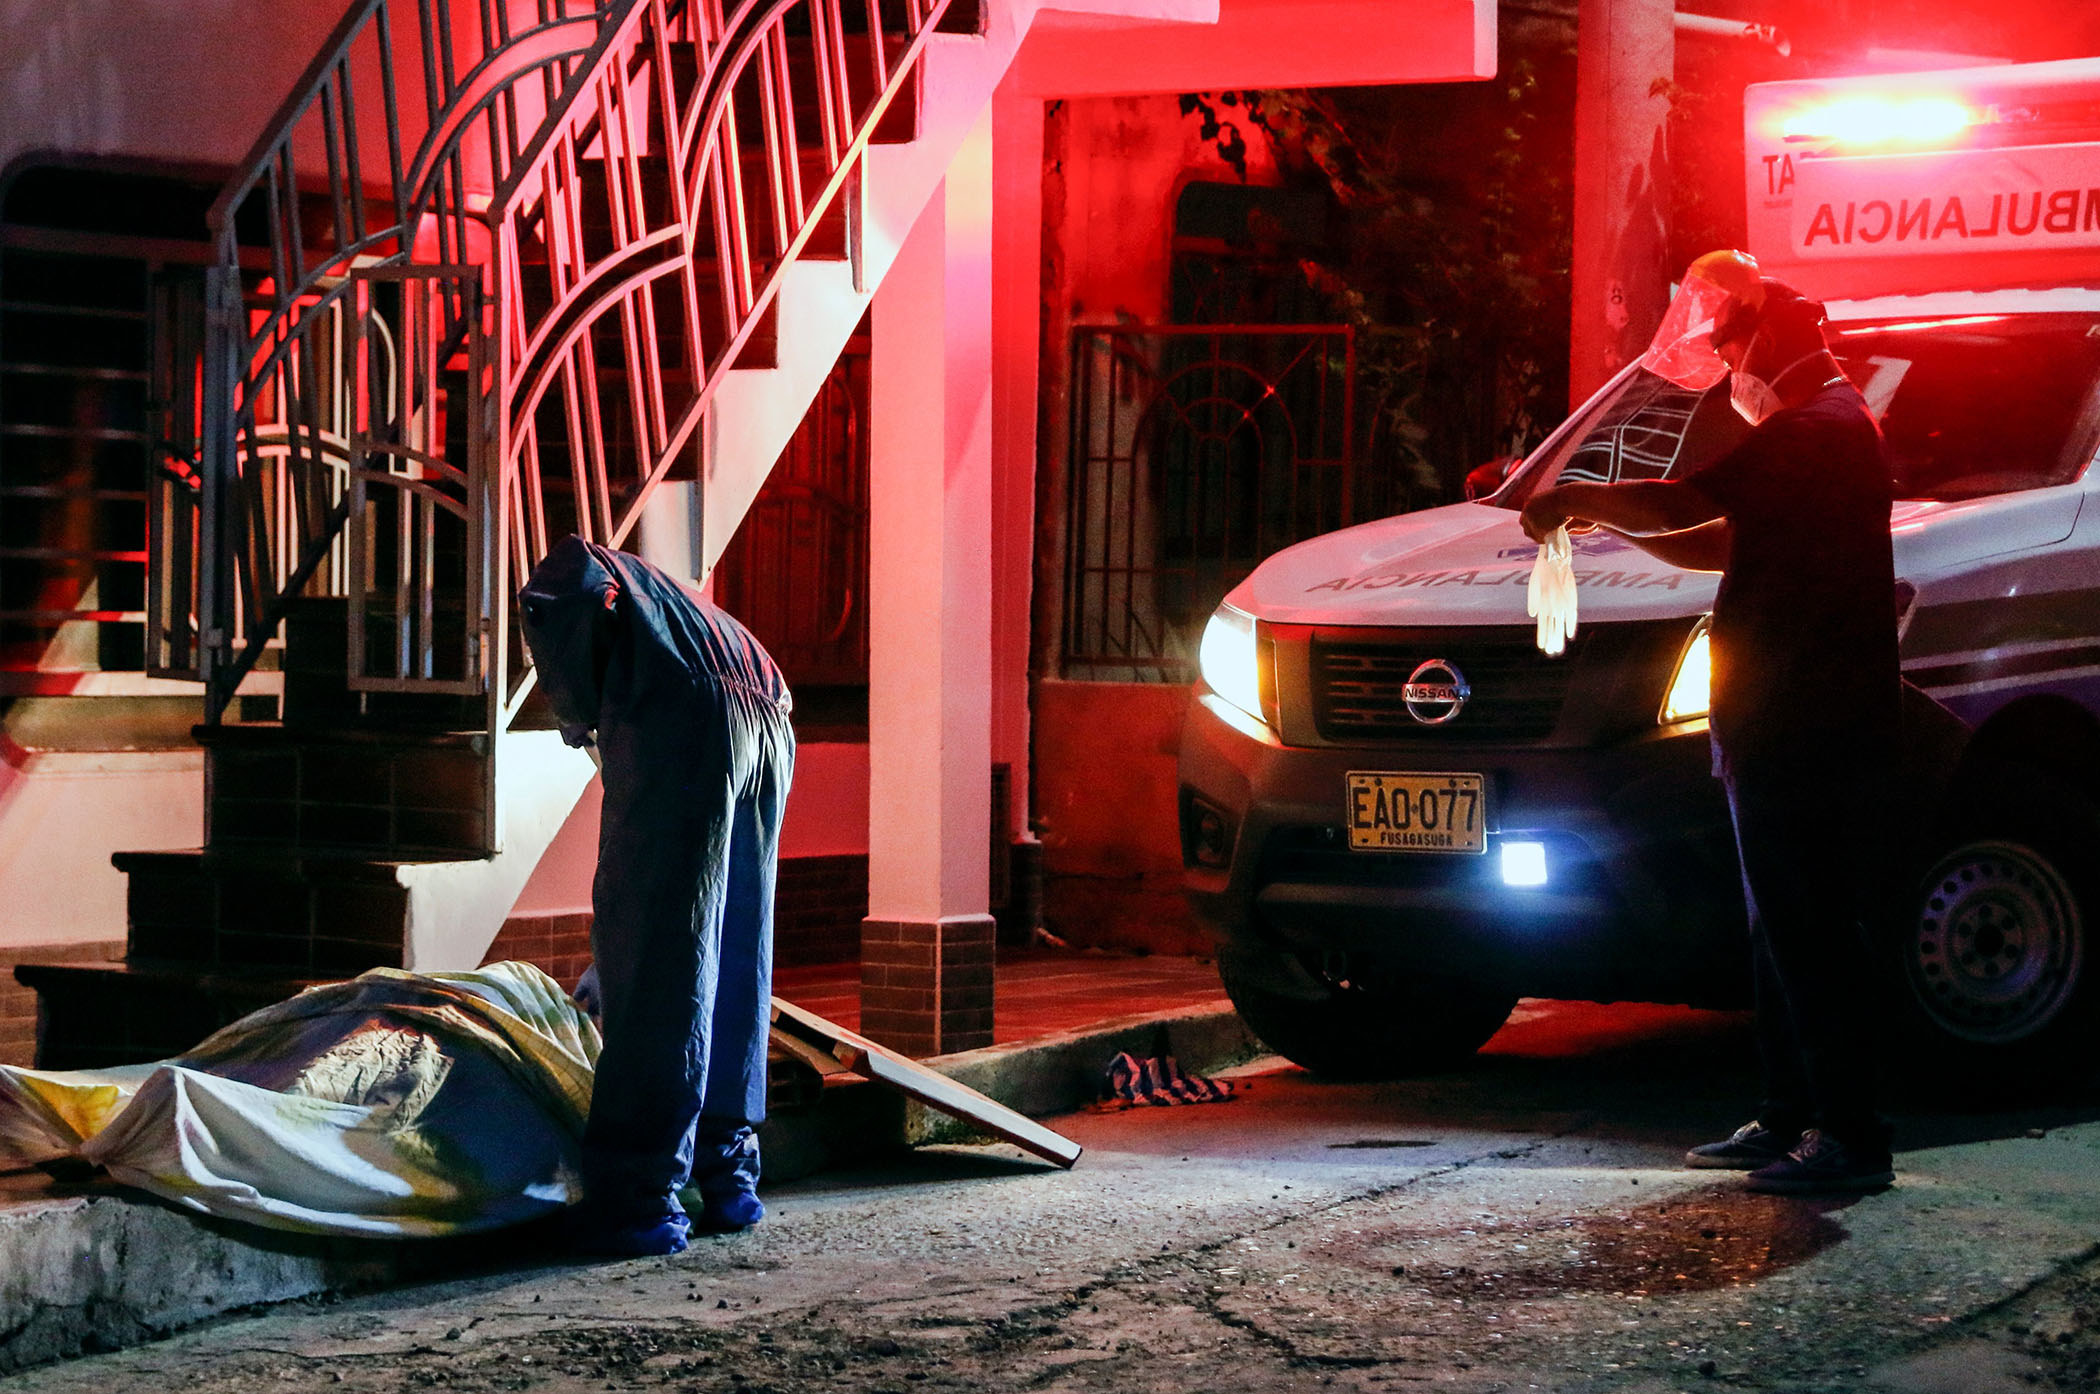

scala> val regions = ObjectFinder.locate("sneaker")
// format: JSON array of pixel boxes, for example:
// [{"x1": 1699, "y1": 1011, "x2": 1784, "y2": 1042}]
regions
[
  {"x1": 1684, "y1": 1120, "x2": 1800, "y2": 1171},
  {"x1": 1746, "y1": 1129, "x2": 1894, "y2": 1195}
]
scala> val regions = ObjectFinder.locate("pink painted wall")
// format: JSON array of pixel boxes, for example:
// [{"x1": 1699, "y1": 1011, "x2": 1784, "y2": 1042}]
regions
[
  {"x1": 0, "y1": 0, "x2": 420, "y2": 180},
  {"x1": 1011, "y1": 0, "x2": 1494, "y2": 99},
  {"x1": 1025, "y1": 93, "x2": 1281, "y2": 951},
  {"x1": 1032, "y1": 680, "x2": 1207, "y2": 953},
  {"x1": 0, "y1": 0, "x2": 549, "y2": 194},
  {"x1": 508, "y1": 741, "x2": 872, "y2": 916}
]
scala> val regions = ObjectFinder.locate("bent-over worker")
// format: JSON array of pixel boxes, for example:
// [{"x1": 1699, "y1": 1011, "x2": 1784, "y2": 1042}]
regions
[{"x1": 521, "y1": 535, "x2": 796, "y2": 1254}]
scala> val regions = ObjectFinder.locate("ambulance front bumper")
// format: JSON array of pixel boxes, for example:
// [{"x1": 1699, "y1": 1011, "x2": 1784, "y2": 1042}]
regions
[{"x1": 1177, "y1": 691, "x2": 1744, "y2": 1003}]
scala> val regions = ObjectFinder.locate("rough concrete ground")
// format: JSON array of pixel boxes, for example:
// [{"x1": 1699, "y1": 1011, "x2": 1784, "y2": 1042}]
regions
[{"x1": 3, "y1": 1000, "x2": 2096, "y2": 1394}]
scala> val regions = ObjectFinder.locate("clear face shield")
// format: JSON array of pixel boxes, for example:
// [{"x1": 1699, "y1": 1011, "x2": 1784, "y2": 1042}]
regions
[{"x1": 1637, "y1": 273, "x2": 1743, "y2": 391}]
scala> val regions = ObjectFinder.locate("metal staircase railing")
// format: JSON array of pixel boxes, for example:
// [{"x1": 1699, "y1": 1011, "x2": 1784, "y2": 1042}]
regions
[
  {"x1": 152, "y1": 0, "x2": 632, "y2": 717},
  {"x1": 487, "y1": 0, "x2": 961, "y2": 723},
  {"x1": 153, "y1": 0, "x2": 960, "y2": 729}
]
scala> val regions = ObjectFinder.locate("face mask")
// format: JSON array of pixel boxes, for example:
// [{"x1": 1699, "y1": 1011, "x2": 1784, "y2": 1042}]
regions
[
  {"x1": 1729, "y1": 347, "x2": 1826, "y2": 427},
  {"x1": 1730, "y1": 369, "x2": 1781, "y2": 426}
]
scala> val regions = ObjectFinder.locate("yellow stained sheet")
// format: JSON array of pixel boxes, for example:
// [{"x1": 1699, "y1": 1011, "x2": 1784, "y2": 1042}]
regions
[{"x1": 0, "y1": 962, "x2": 600, "y2": 1238}]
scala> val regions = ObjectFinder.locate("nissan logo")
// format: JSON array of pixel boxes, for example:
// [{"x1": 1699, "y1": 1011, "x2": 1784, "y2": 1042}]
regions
[{"x1": 1402, "y1": 658, "x2": 1470, "y2": 725}]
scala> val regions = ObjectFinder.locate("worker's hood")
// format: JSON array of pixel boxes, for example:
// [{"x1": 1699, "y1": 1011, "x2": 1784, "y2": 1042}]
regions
[
  {"x1": 518, "y1": 534, "x2": 621, "y2": 746},
  {"x1": 1225, "y1": 502, "x2": 1719, "y2": 626}
]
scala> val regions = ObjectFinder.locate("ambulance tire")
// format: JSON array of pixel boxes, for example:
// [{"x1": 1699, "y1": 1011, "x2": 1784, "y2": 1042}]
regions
[
  {"x1": 1890, "y1": 762, "x2": 2100, "y2": 1091},
  {"x1": 1217, "y1": 953, "x2": 1517, "y2": 1080}
]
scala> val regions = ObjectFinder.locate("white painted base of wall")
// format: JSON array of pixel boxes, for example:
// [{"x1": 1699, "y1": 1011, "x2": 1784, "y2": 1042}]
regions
[{"x1": 0, "y1": 750, "x2": 204, "y2": 949}]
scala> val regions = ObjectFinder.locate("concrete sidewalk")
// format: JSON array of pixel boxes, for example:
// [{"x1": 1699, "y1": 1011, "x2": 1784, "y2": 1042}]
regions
[{"x1": 0, "y1": 960, "x2": 1253, "y2": 1376}]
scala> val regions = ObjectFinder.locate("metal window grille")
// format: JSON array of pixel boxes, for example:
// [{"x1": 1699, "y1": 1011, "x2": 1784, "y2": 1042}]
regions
[
  {"x1": 1061, "y1": 323, "x2": 1359, "y2": 682},
  {"x1": 712, "y1": 343, "x2": 869, "y2": 689},
  {"x1": 0, "y1": 172, "x2": 222, "y2": 692}
]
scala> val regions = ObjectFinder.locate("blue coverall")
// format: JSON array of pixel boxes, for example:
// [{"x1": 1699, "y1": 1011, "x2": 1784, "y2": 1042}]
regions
[{"x1": 519, "y1": 536, "x2": 795, "y2": 1226}]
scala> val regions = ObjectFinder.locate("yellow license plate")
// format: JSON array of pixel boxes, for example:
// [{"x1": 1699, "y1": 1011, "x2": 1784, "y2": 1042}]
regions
[{"x1": 1346, "y1": 772, "x2": 1487, "y2": 854}]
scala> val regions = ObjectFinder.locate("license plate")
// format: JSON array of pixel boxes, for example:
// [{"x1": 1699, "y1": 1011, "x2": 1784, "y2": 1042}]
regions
[{"x1": 1346, "y1": 771, "x2": 1487, "y2": 854}]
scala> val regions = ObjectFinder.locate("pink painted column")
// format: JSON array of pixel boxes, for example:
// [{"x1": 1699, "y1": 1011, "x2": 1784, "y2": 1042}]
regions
[{"x1": 860, "y1": 107, "x2": 997, "y2": 1057}]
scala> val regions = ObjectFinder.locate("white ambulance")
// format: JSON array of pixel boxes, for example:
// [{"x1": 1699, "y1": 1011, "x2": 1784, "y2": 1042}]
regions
[{"x1": 1179, "y1": 59, "x2": 2100, "y2": 1082}]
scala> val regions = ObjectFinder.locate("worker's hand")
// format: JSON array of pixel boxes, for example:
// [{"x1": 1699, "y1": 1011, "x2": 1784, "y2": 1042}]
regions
[{"x1": 1520, "y1": 490, "x2": 1570, "y2": 543}]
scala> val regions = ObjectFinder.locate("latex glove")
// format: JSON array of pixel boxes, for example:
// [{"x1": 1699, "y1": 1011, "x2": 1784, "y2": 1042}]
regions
[
  {"x1": 572, "y1": 963, "x2": 602, "y2": 1024},
  {"x1": 1527, "y1": 525, "x2": 1578, "y2": 657}
]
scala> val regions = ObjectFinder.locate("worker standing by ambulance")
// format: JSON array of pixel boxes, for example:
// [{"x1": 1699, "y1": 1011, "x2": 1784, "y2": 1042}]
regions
[{"x1": 1520, "y1": 251, "x2": 1902, "y2": 1194}]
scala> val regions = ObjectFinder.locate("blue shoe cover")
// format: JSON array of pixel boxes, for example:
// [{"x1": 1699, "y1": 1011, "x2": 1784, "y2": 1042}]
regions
[
  {"x1": 689, "y1": 1124, "x2": 763, "y2": 1232},
  {"x1": 565, "y1": 1199, "x2": 690, "y2": 1257},
  {"x1": 695, "y1": 1188, "x2": 765, "y2": 1232}
]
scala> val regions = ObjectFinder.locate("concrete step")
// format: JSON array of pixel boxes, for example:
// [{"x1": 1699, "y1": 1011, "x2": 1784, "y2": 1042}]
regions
[
  {"x1": 107, "y1": 847, "x2": 491, "y2": 981},
  {"x1": 192, "y1": 722, "x2": 492, "y2": 859},
  {"x1": 12, "y1": 960, "x2": 317, "y2": 1071}
]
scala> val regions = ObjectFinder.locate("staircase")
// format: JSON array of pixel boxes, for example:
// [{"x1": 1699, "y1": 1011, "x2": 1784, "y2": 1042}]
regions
[{"x1": 19, "y1": 0, "x2": 1206, "y2": 1067}]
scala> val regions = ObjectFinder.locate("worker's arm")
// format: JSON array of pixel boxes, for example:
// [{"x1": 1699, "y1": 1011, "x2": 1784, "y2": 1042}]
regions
[
  {"x1": 1520, "y1": 479, "x2": 1725, "y2": 542},
  {"x1": 1605, "y1": 519, "x2": 1732, "y2": 573}
]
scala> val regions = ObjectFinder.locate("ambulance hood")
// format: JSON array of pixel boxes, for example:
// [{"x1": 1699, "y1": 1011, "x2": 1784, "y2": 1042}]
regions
[{"x1": 1228, "y1": 502, "x2": 1719, "y2": 627}]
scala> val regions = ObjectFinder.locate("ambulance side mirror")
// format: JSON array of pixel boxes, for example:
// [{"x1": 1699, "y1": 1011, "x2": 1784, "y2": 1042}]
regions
[{"x1": 1465, "y1": 454, "x2": 1520, "y2": 501}]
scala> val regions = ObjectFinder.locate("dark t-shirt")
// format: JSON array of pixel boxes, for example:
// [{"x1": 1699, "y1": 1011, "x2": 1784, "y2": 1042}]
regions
[{"x1": 1681, "y1": 382, "x2": 1900, "y2": 766}]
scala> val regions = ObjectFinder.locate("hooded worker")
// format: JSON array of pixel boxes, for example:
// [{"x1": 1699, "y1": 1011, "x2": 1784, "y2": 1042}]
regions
[
  {"x1": 519, "y1": 535, "x2": 795, "y2": 1256},
  {"x1": 1520, "y1": 250, "x2": 1902, "y2": 1196}
]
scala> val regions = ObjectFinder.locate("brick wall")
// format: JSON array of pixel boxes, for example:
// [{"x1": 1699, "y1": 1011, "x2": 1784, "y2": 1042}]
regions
[
  {"x1": 482, "y1": 853, "x2": 869, "y2": 988},
  {"x1": 772, "y1": 854, "x2": 867, "y2": 966},
  {"x1": 481, "y1": 911, "x2": 595, "y2": 993},
  {"x1": 0, "y1": 941, "x2": 124, "y2": 1066}
]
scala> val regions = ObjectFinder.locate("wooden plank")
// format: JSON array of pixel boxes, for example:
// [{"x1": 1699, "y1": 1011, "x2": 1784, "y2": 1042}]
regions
[{"x1": 769, "y1": 998, "x2": 1083, "y2": 1169}]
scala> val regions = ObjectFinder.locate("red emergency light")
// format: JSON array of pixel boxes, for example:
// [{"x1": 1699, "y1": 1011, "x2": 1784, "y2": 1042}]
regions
[{"x1": 1780, "y1": 95, "x2": 1973, "y2": 146}]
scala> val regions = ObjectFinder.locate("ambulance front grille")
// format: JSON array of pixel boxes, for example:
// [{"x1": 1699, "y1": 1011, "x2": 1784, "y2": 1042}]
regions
[{"x1": 1308, "y1": 629, "x2": 1576, "y2": 741}]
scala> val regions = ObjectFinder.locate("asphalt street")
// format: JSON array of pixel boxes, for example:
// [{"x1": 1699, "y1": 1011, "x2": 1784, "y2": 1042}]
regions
[{"x1": 5, "y1": 999, "x2": 2098, "y2": 1394}]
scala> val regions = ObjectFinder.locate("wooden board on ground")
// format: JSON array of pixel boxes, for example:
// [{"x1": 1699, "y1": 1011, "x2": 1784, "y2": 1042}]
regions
[{"x1": 769, "y1": 998, "x2": 1083, "y2": 1169}]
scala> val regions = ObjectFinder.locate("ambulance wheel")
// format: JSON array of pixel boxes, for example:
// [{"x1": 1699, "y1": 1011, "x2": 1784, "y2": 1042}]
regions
[
  {"x1": 1218, "y1": 951, "x2": 1517, "y2": 1080},
  {"x1": 1893, "y1": 765, "x2": 2099, "y2": 1088}
]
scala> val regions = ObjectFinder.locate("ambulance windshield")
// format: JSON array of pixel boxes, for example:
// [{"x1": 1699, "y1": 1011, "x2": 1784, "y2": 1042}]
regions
[
  {"x1": 1830, "y1": 313, "x2": 2100, "y2": 501},
  {"x1": 1508, "y1": 311, "x2": 2100, "y2": 504}
]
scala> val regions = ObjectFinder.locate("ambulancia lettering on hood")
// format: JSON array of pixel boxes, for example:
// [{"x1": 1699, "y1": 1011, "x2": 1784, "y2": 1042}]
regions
[{"x1": 1229, "y1": 502, "x2": 1720, "y2": 626}]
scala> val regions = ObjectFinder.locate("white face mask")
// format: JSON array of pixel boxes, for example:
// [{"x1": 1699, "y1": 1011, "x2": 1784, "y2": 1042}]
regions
[
  {"x1": 1730, "y1": 369, "x2": 1782, "y2": 426},
  {"x1": 1729, "y1": 346, "x2": 1826, "y2": 426}
]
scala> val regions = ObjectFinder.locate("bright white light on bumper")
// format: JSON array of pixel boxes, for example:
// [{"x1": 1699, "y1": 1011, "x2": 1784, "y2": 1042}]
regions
[
  {"x1": 1501, "y1": 840, "x2": 1548, "y2": 888},
  {"x1": 1198, "y1": 605, "x2": 1263, "y2": 724},
  {"x1": 1660, "y1": 625, "x2": 1712, "y2": 724}
]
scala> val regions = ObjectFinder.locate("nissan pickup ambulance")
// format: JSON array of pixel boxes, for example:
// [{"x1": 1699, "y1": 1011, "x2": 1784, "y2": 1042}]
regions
[{"x1": 1179, "y1": 59, "x2": 2100, "y2": 1083}]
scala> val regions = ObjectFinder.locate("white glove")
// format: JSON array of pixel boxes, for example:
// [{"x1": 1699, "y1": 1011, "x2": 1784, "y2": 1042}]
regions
[{"x1": 1527, "y1": 525, "x2": 1578, "y2": 656}]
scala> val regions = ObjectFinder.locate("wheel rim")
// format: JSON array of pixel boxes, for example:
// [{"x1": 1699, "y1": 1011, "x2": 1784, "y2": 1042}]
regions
[{"x1": 1906, "y1": 839, "x2": 2084, "y2": 1045}]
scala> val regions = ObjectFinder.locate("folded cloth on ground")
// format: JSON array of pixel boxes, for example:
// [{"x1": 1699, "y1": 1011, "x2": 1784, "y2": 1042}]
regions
[
  {"x1": 0, "y1": 962, "x2": 600, "y2": 1238},
  {"x1": 1095, "y1": 1052, "x2": 1236, "y2": 1110}
]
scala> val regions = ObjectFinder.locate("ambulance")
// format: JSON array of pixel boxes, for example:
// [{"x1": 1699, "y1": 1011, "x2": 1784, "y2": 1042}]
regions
[{"x1": 1178, "y1": 59, "x2": 2100, "y2": 1082}]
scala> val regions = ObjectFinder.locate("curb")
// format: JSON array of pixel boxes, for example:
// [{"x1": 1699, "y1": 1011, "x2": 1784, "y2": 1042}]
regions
[
  {"x1": 0, "y1": 999, "x2": 1248, "y2": 1375},
  {"x1": 909, "y1": 1003, "x2": 1261, "y2": 1145}
]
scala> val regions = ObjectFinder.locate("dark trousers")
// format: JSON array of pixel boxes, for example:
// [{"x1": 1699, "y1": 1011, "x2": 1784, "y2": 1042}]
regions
[
  {"x1": 584, "y1": 677, "x2": 796, "y2": 1208},
  {"x1": 1719, "y1": 738, "x2": 1893, "y2": 1151}
]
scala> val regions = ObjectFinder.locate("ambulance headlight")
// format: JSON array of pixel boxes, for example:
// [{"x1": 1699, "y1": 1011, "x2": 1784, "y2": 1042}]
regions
[
  {"x1": 1660, "y1": 620, "x2": 1712, "y2": 725},
  {"x1": 1199, "y1": 604, "x2": 1265, "y2": 724}
]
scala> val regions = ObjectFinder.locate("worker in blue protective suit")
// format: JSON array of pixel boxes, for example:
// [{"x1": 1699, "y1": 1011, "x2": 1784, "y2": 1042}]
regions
[{"x1": 519, "y1": 535, "x2": 795, "y2": 1257}]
